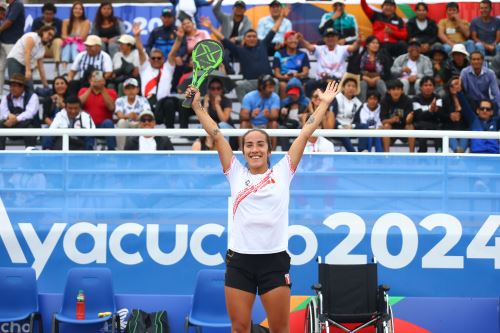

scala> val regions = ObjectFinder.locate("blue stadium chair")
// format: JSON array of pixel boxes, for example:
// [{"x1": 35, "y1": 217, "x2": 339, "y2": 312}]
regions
[
  {"x1": 185, "y1": 269, "x2": 231, "y2": 333},
  {"x1": 0, "y1": 267, "x2": 42, "y2": 333},
  {"x1": 51, "y1": 267, "x2": 119, "y2": 333}
]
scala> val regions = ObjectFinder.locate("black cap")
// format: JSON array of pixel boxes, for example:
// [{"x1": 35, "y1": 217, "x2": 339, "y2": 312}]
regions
[
  {"x1": 446, "y1": 2, "x2": 459, "y2": 9},
  {"x1": 323, "y1": 27, "x2": 339, "y2": 37},
  {"x1": 408, "y1": 38, "x2": 421, "y2": 47},
  {"x1": 269, "y1": 0, "x2": 281, "y2": 7},
  {"x1": 382, "y1": 0, "x2": 396, "y2": 5},
  {"x1": 161, "y1": 8, "x2": 173, "y2": 17},
  {"x1": 234, "y1": 1, "x2": 246, "y2": 8}
]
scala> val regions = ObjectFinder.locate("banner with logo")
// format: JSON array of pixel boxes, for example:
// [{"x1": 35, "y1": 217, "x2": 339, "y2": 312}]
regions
[
  {"x1": 0, "y1": 153, "x2": 498, "y2": 297},
  {"x1": 24, "y1": 2, "x2": 500, "y2": 44}
]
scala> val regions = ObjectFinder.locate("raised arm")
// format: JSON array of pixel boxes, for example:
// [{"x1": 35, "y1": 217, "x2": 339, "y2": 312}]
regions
[
  {"x1": 200, "y1": 16, "x2": 224, "y2": 41},
  {"x1": 186, "y1": 86, "x2": 233, "y2": 171},
  {"x1": 133, "y1": 22, "x2": 147, "y2": 66},
  {"x1": 296, "y1": 32, "x2": 315, "y2": 53},
  {"x1": 288, "y1": 80, "x2": 342, "y2": 170},
  {"x1": 167, "y1": 28, "x2": 184, "y2": 66}
]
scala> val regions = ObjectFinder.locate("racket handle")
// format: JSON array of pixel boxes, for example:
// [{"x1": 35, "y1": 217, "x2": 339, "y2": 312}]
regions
[{"x1": 182, "y1": 96, "x2": 194, "y2": 109}]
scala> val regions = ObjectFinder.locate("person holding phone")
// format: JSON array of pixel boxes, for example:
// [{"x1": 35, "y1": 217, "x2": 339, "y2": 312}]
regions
[
  {"x1": 78, "y1": 69, "x2": 117, "y2": 150},
  {"x1": 184, "y1": 77, "x2": 342, "y2": 333}
]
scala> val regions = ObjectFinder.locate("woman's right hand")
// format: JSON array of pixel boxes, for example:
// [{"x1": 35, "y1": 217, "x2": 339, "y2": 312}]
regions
[{"x1": 186, "y1": 85, "x2": 201, "y2": 109}]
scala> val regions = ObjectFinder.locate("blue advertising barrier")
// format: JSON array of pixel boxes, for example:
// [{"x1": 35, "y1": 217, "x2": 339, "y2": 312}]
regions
[{"x1": 0, "y1": 152, "x2": 498, "y2": 298}]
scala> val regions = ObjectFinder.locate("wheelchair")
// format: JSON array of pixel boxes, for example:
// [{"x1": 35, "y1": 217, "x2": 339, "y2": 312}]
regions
[{"x1": 304, "y1": 258, "x2": 394, "y2": 333}]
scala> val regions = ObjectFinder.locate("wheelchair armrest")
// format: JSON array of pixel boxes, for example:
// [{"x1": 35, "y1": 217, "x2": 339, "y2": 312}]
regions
[
  {"x1": 379, "y1": 284, "x2": 390, "y2": 292},
  {"x1": 311, "y1": 283, "x2": 322, "y2": 291}
]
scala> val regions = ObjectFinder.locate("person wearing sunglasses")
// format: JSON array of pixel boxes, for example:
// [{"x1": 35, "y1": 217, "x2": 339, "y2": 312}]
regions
[
  {"x1": 457, "y1": 88, "x2": 500, "y2": 154},
  {"x1": 124, "y1": 110, "x2": 174, "y2": 151},
  {"x1": 133, "y1": 22, "x2": 182, "y2": 126}
]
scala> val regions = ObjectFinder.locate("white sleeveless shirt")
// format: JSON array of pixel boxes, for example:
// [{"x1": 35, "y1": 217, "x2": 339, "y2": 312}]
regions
[{"x1": 225, "y1": 155, "x2": 295, "y2": 254}]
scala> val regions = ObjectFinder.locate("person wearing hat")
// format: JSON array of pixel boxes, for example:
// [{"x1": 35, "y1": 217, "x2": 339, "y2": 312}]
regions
[
  {"x1": 146, "y1": 7, "x2": 180, "y2": 58},
  {"x1": 111, "y1": 34, "x2": 140, "y2": 88},
  {"x1": 318, "y1": 0, "x2": 359, "y2": 45},
  {"x1": 42, "y1": 95, "x2": 95, "y2": 151},
  {"x1": 361, "y1": 0, "x2": 408, "y2": 57},
  {"x1": 133, "y1": 22, "x2": 183, "y2": 127},
  {"x1": 213, "y1": 0, "x2": 251, "y2": 44},
  {"x1": 470, "y1": 0, "x2": 500, "y2": 57},
  {"x1": 0, "y1": 73, "x2": 39, "y2": 150},
  {"x1": 115, "y1": 78, "x2": 151, "y2": 150},
  {"x1": 67, "y1": 35, "x2": 113, "y2": 95},
  {"x1": 407, "y1": 2, "x2": 438, "y2": 55},
  {"x1": 272, "y1": 30, "x2": 310, "y2": 98},
  {"x1": 6, "y1": 25, "x2": 56, "y2": 91},
  {"x1": 445, "y1": 43, "x2": 470, "y2": 77},
  {"x1": 0, "y1": 0, "x2": 26, "y2": 96},
  {"x1": 278, "y1": 78, "x2": 310, "y2": 151},
  {"x1": 298, "y1": 27, "x2": 360, "y2": 97},
  {"x1": 437, "y1": 2, "x2": 474, "y2": 55},
  {"x1": 429, "y1": 45, "x2": 450, "y2": 95},
  {"x1": 31, "y1": 3, "x2": 63, "y2": 74},
  {"x1": 257, "y1": 0, "x2": 292, "y2": 54},
  {"x1": 124, "y1": 110, "x2": 174, "y2": 151},
  {"x1": 391, "y1": 39, "x2": 433, "y2": 95},
  {"x1": 460, "y1": 51, "x2": 500, "y2": 110}
]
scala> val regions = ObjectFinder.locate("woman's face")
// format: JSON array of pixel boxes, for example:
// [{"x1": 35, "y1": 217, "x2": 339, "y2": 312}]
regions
[
  {"x1": 449, "y1": 78, "x2": 460, "y2": 95},
  {"x1": 421, "y1": 80, "x2": 435, "y2": 97},
  {"x1": 119, "y1": 43, "x2": 132, "y2": 54},
  {"x1": 208, "y1": 82, "x2": 223, "y2": 97},
  {"x1": 181, "y1": 19, "x2": 194, "y2": 33},
  {"x1": 242, "y1": 131, "x2": 271, "y2": 174},
  {"x1": 54, "y1": 78, "x2": 68, "y2": 95},
  {"x1": 72, "y1": 4, "x2": 83, "y2": 18},
  {"x1": 367, "y1": 38, "x2": 380, "y2": 53},
  {"x1": 100, "y1": 4, "x2": 113, "y2": 18}
]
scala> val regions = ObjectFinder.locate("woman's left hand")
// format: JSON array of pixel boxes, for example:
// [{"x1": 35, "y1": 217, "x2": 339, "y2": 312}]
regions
[{"x1": 316, "y1": 79, "x2": 341, "y2": 105}]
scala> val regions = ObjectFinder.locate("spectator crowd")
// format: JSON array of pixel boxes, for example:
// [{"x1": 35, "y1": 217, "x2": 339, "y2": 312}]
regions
[{"x1": 0, "y1": 0, "x2": 499, "y2": 153}]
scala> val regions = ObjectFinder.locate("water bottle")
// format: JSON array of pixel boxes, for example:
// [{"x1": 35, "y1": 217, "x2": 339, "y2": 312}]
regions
[{"x1": 76, "y1": 290, "x2": 85, "y2": 320}]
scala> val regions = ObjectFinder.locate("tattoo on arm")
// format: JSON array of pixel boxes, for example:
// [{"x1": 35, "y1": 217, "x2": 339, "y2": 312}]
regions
[
  {"x1": 306, "y1": 115, "x2": 315, "y2": 124},
  {"x1": 211, "y1": 128, "x2": 220, "y2": 137}
]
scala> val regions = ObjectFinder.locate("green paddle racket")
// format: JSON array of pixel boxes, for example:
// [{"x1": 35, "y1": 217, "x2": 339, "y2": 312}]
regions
[{"x1": 182, "y1": 40, "x2": 224, "y2": 108}]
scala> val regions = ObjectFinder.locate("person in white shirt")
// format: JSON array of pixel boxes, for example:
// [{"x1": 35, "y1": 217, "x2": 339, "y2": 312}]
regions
[
  {"x1": 0, "y1": 73, "x2": 40, "y2": 150},
  {"x1": 111, "y1": 34, "x2": 140, "y2": 87},
  {"x1": 303, "y1": 114, "x2": 335, "y2": 153},
  {"x1": 298, "y1": 27, "x2": 359, "y2": 97},
  {"x1": 133, "y1": 22, "x2": 182, "y2": 127},
  {"x1": 6, "y1": 25, "x2": 56, "y2": 90},
  {"x1": 115, "y1": 78, "x2": 151, "y2": 150},
  {"x1": 184, "y1": 77, "x2": 343, "y2": 333},
  {"x1": 124, "y1": 110, "x2": 173, "y2": 151},
  {"x1": 332, "y1": 76, "x2": 362, "y2": 152},
  {"x1": 67, "y1": 35, "x2": 113, "y2": 95},
  {"x1": 42, "y1": 95, "x2": 95, "y2": 150}
]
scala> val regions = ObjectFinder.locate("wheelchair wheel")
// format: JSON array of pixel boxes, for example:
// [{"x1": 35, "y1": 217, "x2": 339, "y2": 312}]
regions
[{"x1": 304, "y1": 297, "x2": 320, "y2": 333}]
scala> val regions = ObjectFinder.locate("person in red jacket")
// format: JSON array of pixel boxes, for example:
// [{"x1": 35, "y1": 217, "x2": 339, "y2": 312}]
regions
[{"x1": 361, "y1": 0, "x2": 407, "y2": 57}]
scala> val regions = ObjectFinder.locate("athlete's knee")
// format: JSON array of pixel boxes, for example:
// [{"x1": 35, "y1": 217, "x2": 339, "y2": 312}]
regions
[{"x1": 231, "y1": 320, "x2": 252, "y2": 333}]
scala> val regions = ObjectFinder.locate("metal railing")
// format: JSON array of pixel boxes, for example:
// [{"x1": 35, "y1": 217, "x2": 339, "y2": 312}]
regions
[{"x1": 1, "y1": 128, "x2": 499, "y2": 153}]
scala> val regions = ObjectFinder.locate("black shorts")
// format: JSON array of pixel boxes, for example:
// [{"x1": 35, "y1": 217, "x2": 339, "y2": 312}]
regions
[{"x1": 225, "y1": 249, "x2": 291, "y2": 295}]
